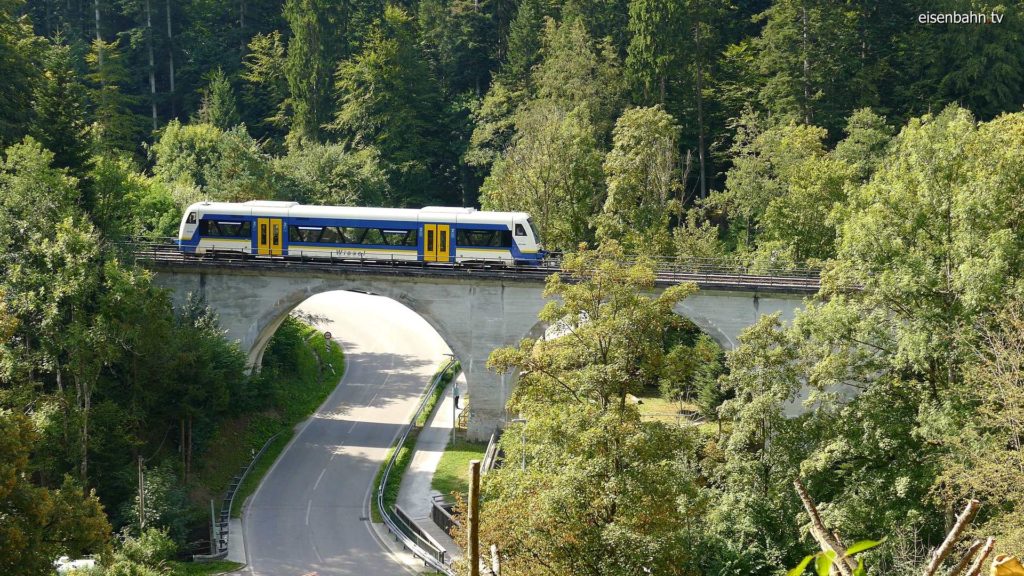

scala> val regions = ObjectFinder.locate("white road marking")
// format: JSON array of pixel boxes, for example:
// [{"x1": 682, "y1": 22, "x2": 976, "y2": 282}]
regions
[
  {"x1": 348, "y1": 421, "x2": 358, "y2": 433},
  {"x1": 313, "y1": 467, "x2": 326, "y2": 491},
  {"x1": 305, "y1": 499, "x2": 312, "y2": 526}
]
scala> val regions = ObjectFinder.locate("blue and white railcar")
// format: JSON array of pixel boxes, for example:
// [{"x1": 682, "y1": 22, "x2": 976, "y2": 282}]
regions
[{"x1": 177, "y1": 200, "x2": 545, "y2": 265}]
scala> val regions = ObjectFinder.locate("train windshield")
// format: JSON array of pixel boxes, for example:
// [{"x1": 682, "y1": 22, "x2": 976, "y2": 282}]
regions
[{"x1": 527, "y1": 218, "x2": 541, "y2": 246}]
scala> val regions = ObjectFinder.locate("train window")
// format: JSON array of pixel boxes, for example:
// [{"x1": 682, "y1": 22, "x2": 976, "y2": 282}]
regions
[
  {"x1": 288, "y1": 226, "x2": 322, "y2": 242},
  {"x1": 515, "y1": 223, "x2": 526, "y2": 236},
  {"x1": 339, "y1": 227, "x2": 364, "y2": 244},
  {"x1": 217, "y1": 222, "x2": 243, "y2": 237},
  {"x1": 426, "y1": 229, "x2": 434, "y2": 251},
  {"x1": 260, "y1": 224, "x2": 267, "y2": 245},
  {"x1": 527, "y1": 218, "x2": 540, "y2": 244},
  {"x1": 240, "y1": 221, "x2": 251, "y2": 237},
  {"x1": 439, "y1": 230, "x2": 447, "y2": 252},
  {"x1": 382, "y1": 229, "x2": 416, "y2": 246},
  {"x1": 187, "y1": 212, "x2": 197, "y2": 224},
  {"x1": 320, "y1": 227, "x2": 341, "y2": 243},
  {"x1": 198, "y1": 220, "x2": 209, "y2": 235},
  {"x1": 456, "y1": 229, "x2": 513, "y2": 248},
  {"x1": 362, "y1": 229, "x2": 384, "y2": 245}
]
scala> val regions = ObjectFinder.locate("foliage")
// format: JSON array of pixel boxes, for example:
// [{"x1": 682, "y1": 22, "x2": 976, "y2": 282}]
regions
[
  {"x1": 0, "y1": 410, "x2": 111, "y2": 576},
  {"x1": 150, "y1": 120, "x2": 275, "y2": 205},
  {"x1": 481, "y1": 244, "x2": 707, "y2": 575},
  {"x1": 480, "y1": 103, "x2": 603, "y2": 251},
  {"x1": 197, "y1": 68, "x2": 240, "y2": 130},
  {"x1": 787, "y1": 538, "x2": 883, "y2": 576},
  {"x1": 330, "y1": 5, "x2": 450, "y2": 206},
  {"x1": 273, "y1": 143, "x2": 390, "y2": 207},
  {"x1": 597, "y1": 105, "x2": 680, "y2": 256},
  {"x1": 33, "y1": 39, "x2": 90, "y2": 176}
]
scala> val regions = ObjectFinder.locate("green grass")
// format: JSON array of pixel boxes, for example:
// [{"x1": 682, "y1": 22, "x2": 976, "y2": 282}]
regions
[
  {"x1": 431, "y1": 437, "x2": 487, "y2": 500},
  {"x1": 634, "y1": 387, "x2": 700, "y2": 425},
  {"x1": 369, "y1": 361, "x2": 460, "y2": 522},
  {"x1": 194, "y1": 320, "x2": 346, "y2": 519},
  {"x1": 168, "y1": 560, "x2": 244, "y2": 575}
]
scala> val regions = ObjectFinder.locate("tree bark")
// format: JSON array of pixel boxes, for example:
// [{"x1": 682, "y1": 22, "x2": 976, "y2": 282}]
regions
[
  {"x1": 239, "y1": 0, "x2": 246, "y2": 53},
  {"x1": 948, "y1": 540, "x2": 984, "y2": 576},
  {"x1": 146, "y1": 0, "x2": 157, "y2": 130},
  {"x1": 794, "y1": 478, "x2": 855, "y2": 576},
  {"x1": 801, "y1": 3, "x2": 811, "y2": 124},
  {"x1": 165, "y1": 0, "x2": 175, "y2": 117},
  {"x1": 965, "y1": 538, "x2": 996, "y2": 576},
  {"x1": 924, "y1": 500, "x2": 980, "y2": 576},
  {"x1": 693, "y1": 17, "x2": 707, "y2": 200}
]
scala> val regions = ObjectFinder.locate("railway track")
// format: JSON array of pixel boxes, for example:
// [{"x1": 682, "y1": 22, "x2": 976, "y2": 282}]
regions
[{"x1": 123, "y1": 241, "x2": 822, "y2": 294}]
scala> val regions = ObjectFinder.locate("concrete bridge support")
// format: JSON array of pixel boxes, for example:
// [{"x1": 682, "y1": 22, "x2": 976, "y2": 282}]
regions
[{"x1": 153, "y1": 267, "x2": 807, "y2": 439}]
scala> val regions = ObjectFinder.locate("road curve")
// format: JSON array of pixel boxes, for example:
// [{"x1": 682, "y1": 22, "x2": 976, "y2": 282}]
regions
[{"x1": 243, "y1": 290, "x2": 450, "y2": 576}]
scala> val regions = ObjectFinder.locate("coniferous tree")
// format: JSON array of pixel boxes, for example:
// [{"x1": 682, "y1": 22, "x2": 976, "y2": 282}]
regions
[
  {"x1": 198, "y1": 68, "x2": 241, "y2": 129},
  {"x1": 283, "y1": 0, "x2": 336, "y2": 145},
  {"x1": 330, "y1": 6, "x2": 450, "y2": 205},
  {"x1": 86, "y1": 38, "x2": 142, "y2": 153},
  {"x1": 32, "y1": 40, "x2": 91, "y2": 176},
  {"x1": 0, "y1": 0, "x2": 40, "y2": 147}
]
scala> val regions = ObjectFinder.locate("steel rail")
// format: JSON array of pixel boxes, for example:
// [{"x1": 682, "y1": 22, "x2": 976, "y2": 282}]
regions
[{"x1": 122, "y1": 241, "x2": 822, "y2": 293}]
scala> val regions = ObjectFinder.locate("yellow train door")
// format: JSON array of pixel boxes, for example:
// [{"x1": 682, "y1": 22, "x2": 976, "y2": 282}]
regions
[
  {"x1": 258, "y1": 218, "x2": 283, "y2": 256},
  {"x1": 436, "y1": 224, "x2": 450, "y2": 263},
  {"x1": 423, "y1": 224, "x2": 450, "y2": 263},
  {"x1": 424, "y1": 224, "x2": 437, "y2": 262}
]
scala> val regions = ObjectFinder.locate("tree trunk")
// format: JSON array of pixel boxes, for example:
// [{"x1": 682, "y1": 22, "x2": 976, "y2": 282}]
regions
[
  {"x1": 93, "y1": 0, "x2": 102, "y2": 68},
  {"x1": 693, "y1": 19, "x2": 707, "y2": 200},
  {"x1": 146, "y1": 0, "x2": 157, "y2": 130},
  {"x1": 801, "y1": 3, "x2": 811, "y2": 124},
  {"x1": 93, "y1": 0, "x2": 101, "y2": 41},
  {"x1": 186, "y1": 414, "x2": 193, "y2": 477},
  {"x1": 166, "y1": 0, "x2": 176, "y2": 117},
  {"x1": 239, "y1": 0, "x2": 247, "y2": 54},
  {"x1": 76, "y1": 374, "x2": 91, "y2": 485}
]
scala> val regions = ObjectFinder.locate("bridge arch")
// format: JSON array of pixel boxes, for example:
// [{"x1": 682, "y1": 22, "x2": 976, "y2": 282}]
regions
[{"x1": 152, "y1": 264, "x2": 807, "y2": 439}]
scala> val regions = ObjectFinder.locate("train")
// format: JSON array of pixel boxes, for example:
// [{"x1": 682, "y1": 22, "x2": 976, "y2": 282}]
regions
[{"x1": 177, "y1": 200, "x2": 545, "y2": 265}]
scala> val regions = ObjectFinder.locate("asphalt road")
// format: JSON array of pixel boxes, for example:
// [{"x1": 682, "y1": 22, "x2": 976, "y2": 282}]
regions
[{"x1": 243, "y1": 290, "x2": 450, "y2": 576}]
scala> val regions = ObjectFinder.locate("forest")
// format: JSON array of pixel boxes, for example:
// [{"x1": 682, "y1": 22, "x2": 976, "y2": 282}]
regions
[{"x1": 1, "y1": 0, "x2": 1024, "y2": 574}]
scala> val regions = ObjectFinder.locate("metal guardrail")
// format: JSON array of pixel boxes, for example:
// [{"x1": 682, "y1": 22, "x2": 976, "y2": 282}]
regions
[
  {"x1": 481, "y1": 432, "x2": 500, "y2": 474},
  {"x1": 431, "y1": 495, "x2": 461, "y2": 536},
  {"x1": 377, "y1": 358, "x2": 459, "y2": 575},
  {"x1": 194, "y1": 431, "x2": 281, "y2": 561},
  {"x1": 120, "y1": 240, "x2": 823, "y2": 294},
  {"x1": 394, "y1": 503, "x2": 448, "y2": 565}
]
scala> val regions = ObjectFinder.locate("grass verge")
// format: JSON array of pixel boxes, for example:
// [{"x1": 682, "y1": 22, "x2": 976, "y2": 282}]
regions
[
  {"x1": 431, "y1": 437, "x2": 487, "y2": 500},
  {"x1": 193, "y1": 318, "x2": 346, "y2": 519},
  {"x1": 370, "y1": 361, "x2": 460, "y2": 522},
  {"x1": 230, "y1": 325, "x2": 346, "y2": 517},
  {"x1": 169, "y1": 560, "x2": 244, "y2": 575}
]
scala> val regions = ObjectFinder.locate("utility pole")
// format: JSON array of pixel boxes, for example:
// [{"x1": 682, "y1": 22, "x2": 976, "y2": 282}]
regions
[{"x1": 469, "y1": 460, "x2": 481, "y2": 576}]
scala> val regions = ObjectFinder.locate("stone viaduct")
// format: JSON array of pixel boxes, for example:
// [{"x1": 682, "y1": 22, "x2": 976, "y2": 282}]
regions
[{"x1": 150, "y1": 259, "x2": 813, "y2": 440}]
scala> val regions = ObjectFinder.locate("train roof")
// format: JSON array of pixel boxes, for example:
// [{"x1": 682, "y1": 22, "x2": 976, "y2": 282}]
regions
[{"x1": 186, "y1": 201, "x2": 530, "y2": 223}]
